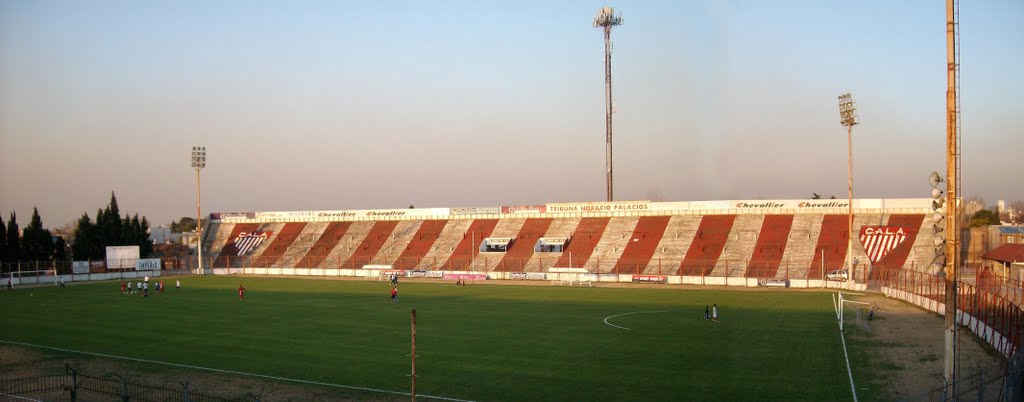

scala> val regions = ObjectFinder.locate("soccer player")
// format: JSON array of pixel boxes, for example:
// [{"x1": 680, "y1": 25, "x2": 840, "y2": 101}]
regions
[
  {"x1": 176, "y1": 279, "x2": 181, "y2": 290},
  {"x1": 7, "y1": 277, "x2": 12, "y2": 291},
  {"x1": 137, "y1": 281, "x2": 142, "y2": 294},
  {"x1": 390, "y1": 286, "x2": 398, "y2": 303},
  {"x1": 712, "y1": 304, "x2": 719, "y2": 321},
  {"x1": 704, "y1": 306, "x2": 710, "y2": 320},
  {"x1": 121, "y1": 280, "x2": 126, "y2": 295},
  {"x1": 238, "y1": 284, "x2": 245, "y2": 300},
  {"x1": 143, "y1": 281, "x2": 149, "y2": 297},
  {"x1": 127, "y1": 280, "x2": 133, "y2": 294},
  {"x1": 160, "y1": 279, "x2": 165, "y2": 294}
]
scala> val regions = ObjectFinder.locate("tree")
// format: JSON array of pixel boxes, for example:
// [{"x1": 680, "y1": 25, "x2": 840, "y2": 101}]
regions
[
  {"x1": 5, "y1": 212, "x2": 20, "y2": 262},
  {"x1": 72, "y1": 213, "x2": 101, "y2": 260},
  {"x1": 171, "y1": 217, "x2": 198, "y2": 233},
  {"x1": 103, "y1": 192, "x2": 122, "y2": 249},
  {"x1": 811, "y1": 193, "x2": 821, "y2": 199},
  {"x1": 968, "y1": 209, "x2": 1000, "y2": 228},
  {"x1": 70, "y1": 192, "x2": 154, "y2": 259},
  {"x1": 21, "y1": 207, "x2": 55, "y2": 261},
  {"x1": 0, "y1": 213, "x2": 6, "y2": 263},
  {"x1": 137, "y1": 216, "x2": 153, "y2": 256},
  {"x1": 53, "y1": 237, "x2": 67, "y2": 261}
]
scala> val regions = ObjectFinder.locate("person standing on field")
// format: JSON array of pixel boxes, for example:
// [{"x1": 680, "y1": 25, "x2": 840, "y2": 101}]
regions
[
  {"x1": 238, "y1": 284, "x2": 245, "y2": 300},
  {"x1": 136, "y1": 281, "x2": 142, "y2": 294},
  {"x1": 704, "y1": 305, "x2": 710, "y2": 320},
  {"x1": 7, "y1": 277, "x2": 12, "y2": 290},
  {"x1": 160, "y1": 279, "x2": 165, "y2": 294},
  {"x1": 390, "y1": 286, "x2": 398, "y2": 303},
  {"x1": 176, "y1": 279, "x2": 181, "y2": 290},
  {"x1": 712, "y1": 304, "x2": 719, "y2": 321},
  {"x1": 121, "y1": 280, "x2": 126, "y2": 295}
]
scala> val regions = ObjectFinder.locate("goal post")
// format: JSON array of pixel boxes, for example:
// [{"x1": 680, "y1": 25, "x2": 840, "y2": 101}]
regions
[{"x1": 838, "y1": 291, "x2": 874, "y2": 333}]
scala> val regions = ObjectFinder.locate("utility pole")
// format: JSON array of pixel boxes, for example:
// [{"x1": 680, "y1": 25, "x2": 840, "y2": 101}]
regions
[
  {"x1": 943, "y1": 0, "x2": 961, "y2": 397},
  {"x1": 593, "y1": 7, "x2": 622, "y2": 202}
]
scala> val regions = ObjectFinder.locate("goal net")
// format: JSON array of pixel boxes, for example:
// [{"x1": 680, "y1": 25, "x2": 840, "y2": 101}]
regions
[{"x1": 836, "y1": 292, "x2": 874, "y2": 334}]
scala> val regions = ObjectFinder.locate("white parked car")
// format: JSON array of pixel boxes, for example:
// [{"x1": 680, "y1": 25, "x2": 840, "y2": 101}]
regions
[{"x1": 826, "y1": 269, "x2": 849, "y2": 281}]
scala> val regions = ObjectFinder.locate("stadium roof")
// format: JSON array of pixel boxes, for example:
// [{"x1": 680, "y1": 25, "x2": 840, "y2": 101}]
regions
[{"x1": 981, "y1": 244, "x2": 1024, "y2": 264}]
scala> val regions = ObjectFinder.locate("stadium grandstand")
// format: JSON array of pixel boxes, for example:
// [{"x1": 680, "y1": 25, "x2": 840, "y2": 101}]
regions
[{"x1": 203, "y1": 198, "x2": 936, "y2": 286}]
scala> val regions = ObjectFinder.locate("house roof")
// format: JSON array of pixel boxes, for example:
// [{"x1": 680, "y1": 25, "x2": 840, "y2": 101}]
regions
[
  {"x1": 998, "y1": 226, "x2": 1024, "y2": 235},
  {"x1": 981, "y1": 243, "x2": 1024, "y2": 264}
]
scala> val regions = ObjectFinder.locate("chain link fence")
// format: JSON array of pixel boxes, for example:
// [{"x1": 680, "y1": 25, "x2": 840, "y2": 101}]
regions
[{"x1": 0, "y1": 365, "x2": 260, "y2": 402}]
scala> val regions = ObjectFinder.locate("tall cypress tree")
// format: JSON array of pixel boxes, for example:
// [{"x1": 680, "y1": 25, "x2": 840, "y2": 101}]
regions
[
  {"x1": 139, "y1": 216, "x2": 153, "y2": 256},
  {"x1": 104, "y1": 193, "x2": 123, "y2": 246},
  {"x1": 6, "y1": 212, "x2": 20, "y2": 261},
  {"x1": 94, "y1": 208, "x2": 106, "y2": 257},
  {"x1": 0, "y1": 213, "x2": 7, "y2": 263},
  {"x1": 72, "y1": 213, "x2": 97, "y2": 260},
  {"x1": 22, "y1": 208, "x2": 55, "y2": 261}
]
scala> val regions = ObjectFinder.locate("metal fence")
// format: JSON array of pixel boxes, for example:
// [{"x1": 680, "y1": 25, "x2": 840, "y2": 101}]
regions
[
  {"x1": 899, "y1": 367, "x2": 1008, "y2": 402},
  {"x1": 0, "y1": 365, "x2": 253, "y2": 402}
]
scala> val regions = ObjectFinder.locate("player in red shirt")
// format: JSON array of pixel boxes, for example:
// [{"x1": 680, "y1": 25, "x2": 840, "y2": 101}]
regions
[
  {"x1": 159, "y1": 279, "x2": 165, "y2": 294},
  {"x1": 390, "y1": 286, "x2": 398, "y2": 303},
  {"x1": 238, "y1": 284, "x2": 246, "y2": 300},
  {"x1": 121, "y1": 281, "x2": 126, "y2": 295}
]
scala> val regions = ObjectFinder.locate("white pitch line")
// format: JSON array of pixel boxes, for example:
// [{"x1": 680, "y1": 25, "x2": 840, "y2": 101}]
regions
[
  {"x1": 0, "y1": 339, "x2": 474, "y2": 402},
  {"x1": 602, "y1": 310, "x2": 669, "y2": 330},
  {"x1": 839, "y1": 330, "x2": 859, "y2": 402}
]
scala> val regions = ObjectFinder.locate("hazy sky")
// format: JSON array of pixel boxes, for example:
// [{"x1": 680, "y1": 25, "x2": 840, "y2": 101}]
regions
[{"x1": 1, "y1": 0, "x2": 1021, "y2": 228}]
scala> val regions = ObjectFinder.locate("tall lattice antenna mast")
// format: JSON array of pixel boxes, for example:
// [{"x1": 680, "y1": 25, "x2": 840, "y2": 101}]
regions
[{"x1": 594, "y1": 7, "x2": 622, "y2": 202}]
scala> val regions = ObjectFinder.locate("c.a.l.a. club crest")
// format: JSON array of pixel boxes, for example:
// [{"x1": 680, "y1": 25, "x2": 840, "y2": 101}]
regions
[
  {"x1": 234, "y1": 231, "x2": 272, "y2": 256},
  {"x1": 859, "y1": 226, "x2": 908, "y2": 263}
]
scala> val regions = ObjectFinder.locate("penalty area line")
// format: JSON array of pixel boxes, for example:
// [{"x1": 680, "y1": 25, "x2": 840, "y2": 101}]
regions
[
  {"x1": 0, "y1": 339, "x2": 474, "y2": 402},
  {"x1": 602, "y1": 310, "x2": 669, "y2": 330}
]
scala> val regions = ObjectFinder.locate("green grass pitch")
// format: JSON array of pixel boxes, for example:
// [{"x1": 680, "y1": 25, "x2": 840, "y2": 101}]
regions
[{"x1": 1, "y1": 276, "x2": 852, "y2": 401}]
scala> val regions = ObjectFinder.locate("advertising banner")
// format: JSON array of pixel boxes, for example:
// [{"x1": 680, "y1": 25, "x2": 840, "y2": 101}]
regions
[
  {"x1": 72, "y1": 261, "x2": 90, "y2": 274},
  {"x1": 89, "y1": 260, "x2": 107, "y2": 273},
  {"x1": 632, "y1": 275, "x2": 668, "y2": 284},
  {"x1": 757, "y1": 279, "x2": 791, "y2": 287},
  {"x1": 313, "y1": 208, "x2": 450, "y2": 220},
  {"x1": 214, "y1": 212, "x2": 256, "y2": 219},
  {"x1": 509, "y1": 272, "x2": 547, "y2": 280},
  {"x1": 406, "y1": 270, "x2": 444, "y2": 278},
  {"x1": 501, "y1": 205, "x2": 546, "y2": 214},
  {"x1": 452, "y1": 207, "x2": 500, "y2": 215},
  {"x1": 442, "y1": 273, "x2": 489, "y2": 281},
  {"x1": 135, "y1": 259, "x2": 162, "y2": 271},
  {"x1": 256, "y1": 211, "x2": 313, "y2": 220},
  {"x1": 546, "y1": 201, "x2": 650, "y2": 213}
]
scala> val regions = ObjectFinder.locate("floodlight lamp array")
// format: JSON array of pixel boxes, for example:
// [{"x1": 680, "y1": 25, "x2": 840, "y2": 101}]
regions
[
  {"x1": 838, "y1": 93, "x2": 858, "y2": 127},
  {"x1": 191, "y1": 146, "x2": 206, "y2": 169}
]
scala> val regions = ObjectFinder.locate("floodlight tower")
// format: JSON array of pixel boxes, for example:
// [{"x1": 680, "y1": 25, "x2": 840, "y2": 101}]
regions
[
  {"x1": 838, "y1": 93, "x2": 858, "y2": 288},
  {"x1": 191, "y1": 146, "x2": 206, "y2": 275},
  {"x1": 594, "y1": 7, "x2": 622, "y2": 202}
]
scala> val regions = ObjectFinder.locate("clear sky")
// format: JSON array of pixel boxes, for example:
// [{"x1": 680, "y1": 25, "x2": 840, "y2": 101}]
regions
[{"x1": 1, "y1": 0, "x2": 1021, "y2": 228}]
